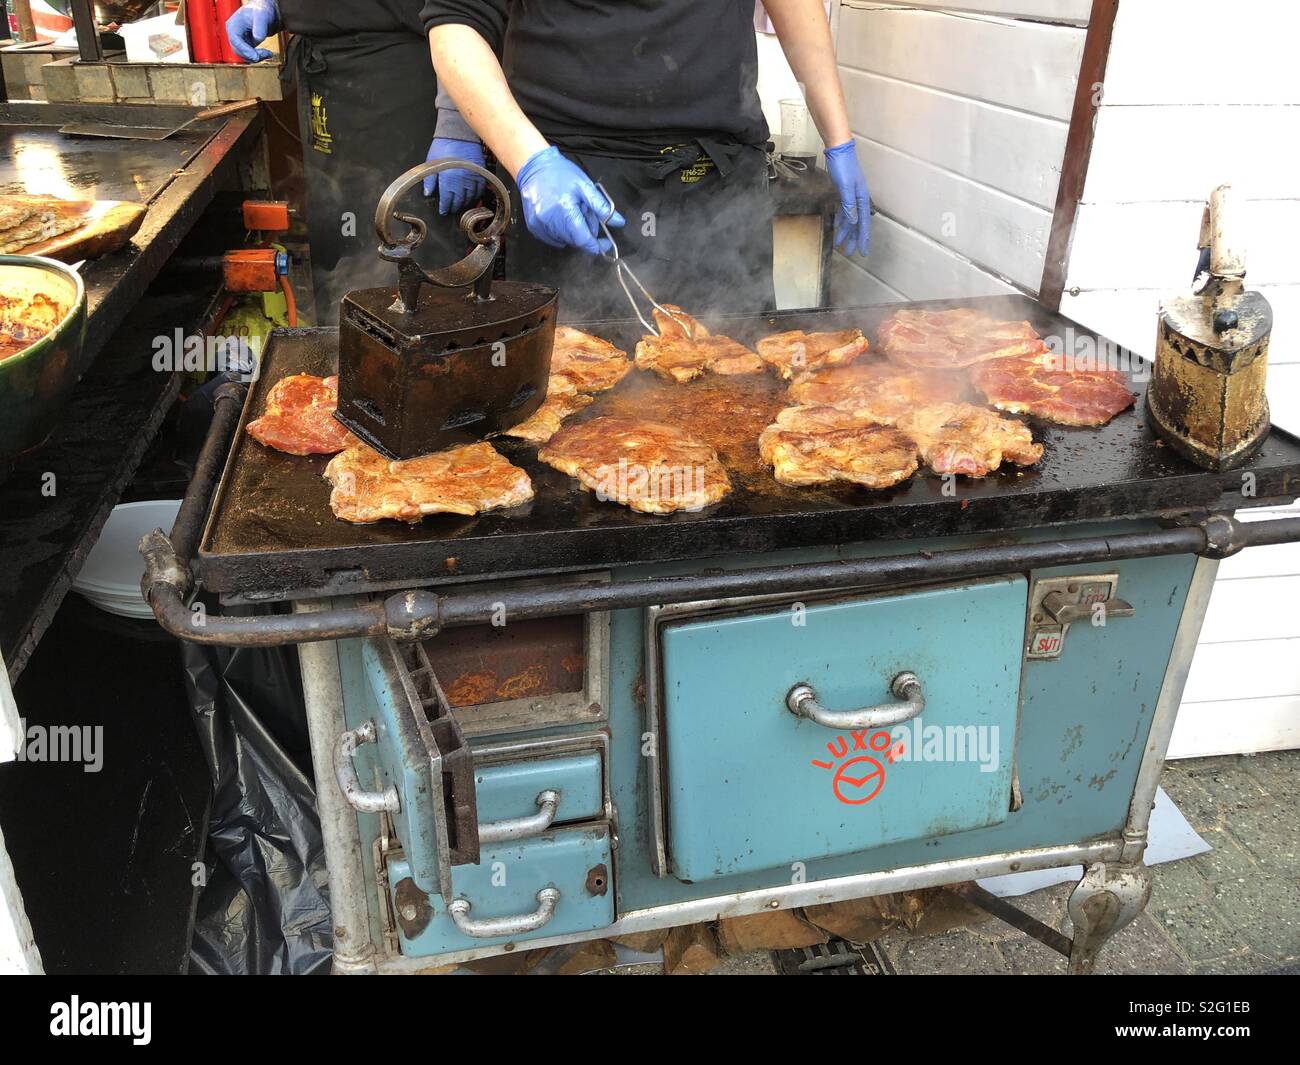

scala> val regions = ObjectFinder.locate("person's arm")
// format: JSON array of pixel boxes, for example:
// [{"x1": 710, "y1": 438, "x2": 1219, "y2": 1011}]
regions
[
  {"x1": 762, "y1": 0, "x2": 851, "y2": 148},
  {"x1": 763, "y1": 0, "x2": 871, "y2": 257},
  {"x1": 423, "y1": 83, "x2": 487, "y2": 215},
  {"x1": 428, "y1": 25, "x2": 546, "y2": 178},
  {"x1": 425, "y1": 21, "x2": 623, "y2": 253}
]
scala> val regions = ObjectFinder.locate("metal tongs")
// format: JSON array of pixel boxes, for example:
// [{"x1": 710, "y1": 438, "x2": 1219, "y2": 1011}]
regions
[{"x1": 595, "y1": 184, "x2": 690, "y2": 337}]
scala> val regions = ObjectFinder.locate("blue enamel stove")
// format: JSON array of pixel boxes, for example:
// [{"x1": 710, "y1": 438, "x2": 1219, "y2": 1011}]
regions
[{"x1": 142, "y1": 296, "x2": 1300, "y2": 974}]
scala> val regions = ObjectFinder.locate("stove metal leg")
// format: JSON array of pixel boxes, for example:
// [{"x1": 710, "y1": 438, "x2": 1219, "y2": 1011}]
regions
[
  {"x1": 296, "y1": 603, "x2": 377, "y2": 974},
  {"x1": 1066, "y1": 860, "x2": 1152, "y2": 974},
  {"x1": 1060, "y1": 555, "x2": 1211, "y2": 975}
]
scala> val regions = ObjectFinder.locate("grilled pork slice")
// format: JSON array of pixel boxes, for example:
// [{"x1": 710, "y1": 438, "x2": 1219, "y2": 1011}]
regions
[
  {"x1": 756, "y1": 328, "x2": 870, "y2": 380},
  {"x1": 895, "y1": 402, "x2": 1043, "y2": 477},
  {"x1": 550, "y1": 326, "x2": 632, "y2": 393},
  {"x1": 634, "y1": 303, "x2": 762, "y2": 382},
  {"x1": 635, "y1": 334, "x2": 762, "y2": 382},
  {"x1": 539, "y1": 415, "x2": 731, "y2": 514},
  {"x1": 969, "y1": 349, "x2": 1136, "y2": 427},
  {"x1": 759, "y1": 404, "x2": 918, "y2": 489},
  {"x1": 878, "y1": 308, "x2": 1047, "y2": 371},
  {"x1": 324, "y1": 441, "x2": 533, "y2": 523},
  {"x1": 500, "y1": 388, "x2": 594, "y2": 444},
  {"x1": 652, "y1": 304, "x2": 708, "y2": 340},
  {"x1": 246, "y1": 373, "x2": 351, "y2": 455},
  {"x1": 787, "y1": 360, "x2": 966, "y2": 423}
]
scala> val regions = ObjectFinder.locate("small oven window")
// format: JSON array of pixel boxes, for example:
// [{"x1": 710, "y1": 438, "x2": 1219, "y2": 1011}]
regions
[{"x1": 421, "y1": 615, "x2": 586, "y2": 710}]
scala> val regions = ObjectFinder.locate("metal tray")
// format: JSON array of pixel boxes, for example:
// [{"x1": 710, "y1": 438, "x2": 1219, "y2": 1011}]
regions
[{"x1": 197, "y1": 296, "x2": 1300, "y2": 600}]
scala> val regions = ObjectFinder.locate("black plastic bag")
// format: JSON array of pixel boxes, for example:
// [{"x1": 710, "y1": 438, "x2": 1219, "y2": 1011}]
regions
[{"x1": 181, "y1": 610, "x2": 332, "y2": 975}]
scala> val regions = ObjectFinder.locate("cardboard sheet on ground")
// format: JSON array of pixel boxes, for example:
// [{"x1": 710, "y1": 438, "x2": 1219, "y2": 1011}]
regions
[{"x1": 977, "y1": 786, "x2": 1209, "y2": 897}]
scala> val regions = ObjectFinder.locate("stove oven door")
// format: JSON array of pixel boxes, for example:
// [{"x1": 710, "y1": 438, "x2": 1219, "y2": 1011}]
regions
[{"x1": 649, "y1": 575, "x2": 1026, "y2": 881}]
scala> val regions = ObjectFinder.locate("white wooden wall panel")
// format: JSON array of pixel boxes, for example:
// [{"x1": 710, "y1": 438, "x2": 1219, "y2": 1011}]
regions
[
  {"x1": 1101, "y1": 0, "x2": 1300, "y2": 106},
  {"x1": 1083, "y1": 105, "x2": 1300, "y2": 203},
  {"x1": 850, "y1": 138, "x2": 1052, "y2": 289},
  {"x1": 1066, "y1": 201, "x2": 1300, "y2": 291},
  {"x1": 854, "y1": 0, "x2": 1091, "y2": 25},
  {"x1": 836, "y1": 6, "x2": 1084, "y2": 120},
  {"x1": 1167, "y1": 697, "x2": 1300, "y2": 759},
  {"x1": 1197, "y1": 576, "x2": 1300, "y2": 644},
  {"x1": 834, "y1": 2, "x2": 1084, "y2": 299},
  {"x1": 840, "y1": 67, "x2": 1068, "y2": 209},
  {"x1": 831, "y1": 254, "x2": 907, "y2": 306},
  {"x1": 852, "y1": 212, "x2": 1020, "y2": 301},
  {"x1": 1183, "y1": 640, "x2": 1300, "y2": 704}
]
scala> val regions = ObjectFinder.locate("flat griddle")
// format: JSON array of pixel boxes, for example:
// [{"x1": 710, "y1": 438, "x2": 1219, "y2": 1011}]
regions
[{"x1": 198, "y1": 296, "x2": 1300, "y2": 601}]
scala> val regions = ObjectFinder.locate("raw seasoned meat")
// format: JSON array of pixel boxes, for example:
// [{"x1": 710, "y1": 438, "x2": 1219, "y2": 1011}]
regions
[
  {"x1": 759, "y1": 404, "x2": 918, "y2": 489},
  {"x1": 878, "y1": 308, "x2": 1047, "y2": 370},
  {"x1": 756, "y1": 328, "x2": 870, "y2": 380},
  {"x1": 246, "y1": 373, "x2": 351, "y2": 455},
  {"x1": 324, "y1": 440, "x2": 533, "y2": 523},
  {"x1": 969, "y1": 349, "x2": 1136, "y2": 427},
  {"x1": 787, "y1": 360, "x2": 967, "y2": 423},
  {"x1": 550, "y1": 326, "x2": 632, "y2": 393},
  {"x1": 895, "y1": 402, "x2": 1043, "y2": 477},
  {"x1": 538, "y1": 415, "x2": 731, "y2": 514}
]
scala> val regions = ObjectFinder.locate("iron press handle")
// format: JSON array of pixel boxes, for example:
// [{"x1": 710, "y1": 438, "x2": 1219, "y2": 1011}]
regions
[
  {"x1": 373, "y1": 158, "x2": 511, "y2": 312},
  {"x1": 477, "y1": 790, "x2": 561, "y2": 844},
  {"x1": 786, "y1": 671, "x2": 925, "y2": 729},
  {"x1": 448, "y1": 888, "x2": 561, "y2": 939}
]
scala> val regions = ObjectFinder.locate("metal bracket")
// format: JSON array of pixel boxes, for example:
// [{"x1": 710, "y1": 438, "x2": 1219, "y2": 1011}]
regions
[{"x1": 1025, "y1": 573, "x2": 1134, "y2": 661}]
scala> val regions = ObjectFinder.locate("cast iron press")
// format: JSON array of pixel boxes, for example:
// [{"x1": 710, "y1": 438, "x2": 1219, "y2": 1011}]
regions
[{"x1": 335, "y1": 160, "x2": 558, "y2": 460}]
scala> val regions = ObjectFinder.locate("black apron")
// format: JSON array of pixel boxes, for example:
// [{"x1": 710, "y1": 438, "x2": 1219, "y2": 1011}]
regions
[
  {"x1": 291, "y1": 31, "x2": 467, "y2": 324},
  {"x1": 502, "y1": 136, "x2": 775, "y2": 322}
]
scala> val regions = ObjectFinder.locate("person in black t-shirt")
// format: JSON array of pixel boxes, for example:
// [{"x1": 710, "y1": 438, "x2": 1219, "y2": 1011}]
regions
[
  {"x1": 226, "y1": 0, "x2": 487, "y2": 322},
  {"x1": 421, "y1": 1, "x2": 871, "y2": 318}
]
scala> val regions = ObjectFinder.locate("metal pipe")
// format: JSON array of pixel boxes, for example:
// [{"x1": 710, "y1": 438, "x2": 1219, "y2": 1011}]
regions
[
  {"x1": 426, "y1": 516, "x2": 1300, "y2": 631},
  {"x1": 170, "y1": 381, "x2": 245, "y2": 564},
  {"x1": 955, "y1": 883, "x2": 1073, "y2": 957},
  {"x1": 143, "y1": 510, "x2": 1300, "y2": 646},
  {"x1": 140, "y1": 380, "x2": 389, "y2": 643},
  {"x1": 295, "y1": 602, "x2": 378, "y2": 974}
]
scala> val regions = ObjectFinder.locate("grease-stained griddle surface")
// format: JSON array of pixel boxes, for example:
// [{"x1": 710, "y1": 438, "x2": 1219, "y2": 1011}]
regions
[{"x1": 198, "y1": 298, "x2": 1300, "y2": 597}]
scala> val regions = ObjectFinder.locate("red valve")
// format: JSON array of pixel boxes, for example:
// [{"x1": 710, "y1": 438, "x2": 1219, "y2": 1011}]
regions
[{"x1": 242, "y1": 200, "x2": 291, "y2": 233}]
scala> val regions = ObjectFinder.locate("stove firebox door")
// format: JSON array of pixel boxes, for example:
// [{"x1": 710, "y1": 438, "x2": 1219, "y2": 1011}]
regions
[{"x1": 657, "y1": 576, "x2": 1026, "y2": 881}]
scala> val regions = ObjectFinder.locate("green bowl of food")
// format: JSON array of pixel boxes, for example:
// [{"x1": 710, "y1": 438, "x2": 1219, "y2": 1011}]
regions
[{"x1": 0, "y1": 255, "x2": 88, "y2": 462}]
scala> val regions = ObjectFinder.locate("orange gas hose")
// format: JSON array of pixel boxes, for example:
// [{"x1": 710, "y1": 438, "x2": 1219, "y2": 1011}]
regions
[{"x1": 279, "y1": 274, "x2": 299, "y2": 327}]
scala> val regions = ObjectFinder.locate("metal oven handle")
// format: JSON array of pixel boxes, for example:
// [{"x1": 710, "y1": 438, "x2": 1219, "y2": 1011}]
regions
[
  {"x1": 477, "y1": 790, "x2": 561, "y2": 845},
  {"x1": 786, "y1": 671, "x2": 925, "y2": 729},
  {"x1": 334, "y1": 721, "x2": 401, "y2": 814},
  {"x1": 447, "y1": 887, "x2": 561, "y2": 939}
]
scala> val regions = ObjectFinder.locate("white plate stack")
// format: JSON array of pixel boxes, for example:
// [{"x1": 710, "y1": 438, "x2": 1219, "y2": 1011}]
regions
[{"x1": 73, "y1": 500, "x2": 182, "y2": 619}]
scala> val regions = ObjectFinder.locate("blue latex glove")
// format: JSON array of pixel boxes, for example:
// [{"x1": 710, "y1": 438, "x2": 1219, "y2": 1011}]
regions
[
  {"x1": 226, "y1": 0, "x2": 280, "y2": 64},
  {"x1": 422, "y1": 138, "x2": 488, "y2": 216},
  {"x1": 824, "y1": 139, "x2": 872, "y2": 258},
  {"x1": 516, "y1": 146, "x2": 624, "y2": 256}
]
